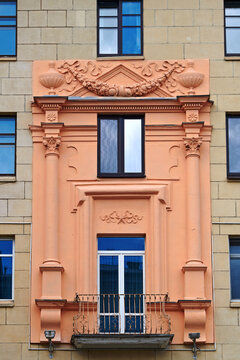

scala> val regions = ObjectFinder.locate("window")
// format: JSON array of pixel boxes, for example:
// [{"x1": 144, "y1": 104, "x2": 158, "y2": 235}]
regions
[
  {"x1": 230, "y1": 238, "x2": 240, "y2": 300},
  {"x1": 0, "y1": 239, "x2": 14, "y2": 300},
  {"x1": 98, "y1": 237, "x2": 145, "y2": 333},
  {"x1": 97, "y1": 0, "x2": 143, "y2": 56},
  {"x1": 98, "y1": 115, "x2": 144, "y2": 177},
  {"x1": 226, "y1": 114, "x2": 240, "y2": 179},
  {"x1": 0, "y1": 116, "x2": 16, "y2": 175},
  {"x1": 224, "y1": 0, "x2": 240, "y2": 56},
  {"x1": 0, "y1": 1, "x2": 16, "y2": 57}
]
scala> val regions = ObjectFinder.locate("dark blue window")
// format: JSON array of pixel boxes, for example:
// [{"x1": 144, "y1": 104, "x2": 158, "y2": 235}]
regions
[
  {"x1": 98, "y1": 0, "x2": 143, "y2": 56},
  {"x1": 225, "y1": 0, "x2": 240, "y2": 56},
  {"x1": 0, "y1": 116, "x2": 16, "y2": 175},
  {"x1": 98, "y1": 237, "x2": 145, "y2": 251},
  {"x1": 0, "y1": 1, "x2": 16, "y2": 56},
  {"x1": 230, "y1": 239, "x2": 240, "y2": 300},
  {"x1": 0, "y1": 239, "x2": 13, "y2": 300},
  {"x1": 226, "y1": 115, "x2": 240, "y2": 179}
]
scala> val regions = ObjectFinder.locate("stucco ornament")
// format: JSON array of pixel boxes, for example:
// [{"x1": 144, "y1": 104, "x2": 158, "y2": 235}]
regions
[
  {"x1": 39, "y1": 61, "x2": 65, "y2": 95},
  {"x1": 178, "y1": 60, "x2": 204, "y2": 95},
  {"x1": 187, "y1": 112, "x2": 198, "y2": 122},
  {"x1": 184, "y1": 137, "x2": 202, "y2": 157},
  {"x1": 43, "y1": 136, "x2": 61, "y2": 155},
  {"x1": 57, "y1": 60, "x2": 186, "y2": 97},
  {"x1": 100, "y1": 210, "x2": 143, "y2": 224}
]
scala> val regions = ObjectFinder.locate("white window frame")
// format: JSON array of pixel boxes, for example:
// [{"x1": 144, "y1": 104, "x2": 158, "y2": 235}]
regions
[
  {"x1": 98, "y1": 249, "x2": 145, "y2": 333},
  {"x1": 0, "y1": 238, "x2": 14, "y2": 301}
]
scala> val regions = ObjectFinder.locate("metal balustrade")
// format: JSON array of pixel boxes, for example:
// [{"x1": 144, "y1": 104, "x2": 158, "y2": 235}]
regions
[{"x1": 73, "y1": 294, "x2": 171, "y2": 336}]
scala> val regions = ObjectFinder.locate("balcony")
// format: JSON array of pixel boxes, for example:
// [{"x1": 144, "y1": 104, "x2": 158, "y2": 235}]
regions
[{"x1": 71, "y1": 294, "x2": 174, "y2": 349}]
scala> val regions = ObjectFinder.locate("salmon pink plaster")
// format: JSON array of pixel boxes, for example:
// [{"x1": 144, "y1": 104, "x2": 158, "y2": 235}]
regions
[{"x1": 30, "y1": 59, "x2": 213, "y2": 345}]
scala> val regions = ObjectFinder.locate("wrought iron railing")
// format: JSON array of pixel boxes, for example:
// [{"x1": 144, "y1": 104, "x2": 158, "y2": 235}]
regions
[{"x1": 73, "y1": 294, "x2": 171, "y2": 335}]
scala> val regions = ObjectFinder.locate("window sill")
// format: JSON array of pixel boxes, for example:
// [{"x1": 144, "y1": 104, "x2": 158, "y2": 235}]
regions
[
  {"x1": 225, "y1": 56, "x2": 240, "y2": 61},
  {"x1": 0, "y1": 57, "x2": 16, "y2": 61},
  {"x1": 96, "y1": 55, "x2": 145, "y2": 61},
  {"x1": 230, "y1": 301, "x2": 240, "y2": 308},
  {"x1": 0, "y1": 300, "x2": 14, "y2": 307},
  {"x1": 0, "y1": 176, "x2": 16, "y2": 183}
]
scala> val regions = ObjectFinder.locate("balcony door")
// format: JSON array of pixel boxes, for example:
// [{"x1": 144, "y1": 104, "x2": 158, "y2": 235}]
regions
[{"x1": 98, "y1": 236, "x2": 145, "y2": 333}]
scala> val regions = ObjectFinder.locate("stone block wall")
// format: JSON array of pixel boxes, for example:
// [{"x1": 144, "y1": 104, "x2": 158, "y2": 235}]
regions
[{"x1": 0, "y1": 0, "x2": 238, "y2": 358}]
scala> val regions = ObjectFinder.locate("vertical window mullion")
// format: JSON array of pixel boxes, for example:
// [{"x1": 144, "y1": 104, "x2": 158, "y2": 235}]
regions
[
  {"x1": 118, "y1": 117, "x2": 124, "y2": 175},
  {"x1": 119, "y1": 0, "x2": 122, "y2": 55}
]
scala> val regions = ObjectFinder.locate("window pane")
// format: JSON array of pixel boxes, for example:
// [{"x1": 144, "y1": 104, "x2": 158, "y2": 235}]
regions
[
  {"x1": 0, "y1": 117, "x2": 15, "y2": 134},
  {"x1": 122, "y1": 15, "x2": 141, "y2": 26},
  {"x1": 98, "y1": 237, "x2": 145, "y2": 251},
  {"x1": 124, "y1": 256, "x2": 143, "y2": 313},
  {"x1": 0, "y1": 27, "x2": 16, "y2": 55},
  {"x1": 100, "y1": 119, "x2": 118, "y2": 173},
  {"x1": 226, "y1": 16, "x2": 240, "y2": 26},
  {"x1": 0, "y1": 18, "x2": 16, "y2": 25},
  {"x1": 99, "y1": 17, "x2": 118, "y2": 27},
  {"x1": 0, "y1": 145, "x2": 15, "y2": 174},
  {"x1": 124, "y1": 119, "x2": 142, "y2": 173},
  {"x1": 0, "y1": 1, "x2": 16, "y2": 16},
  {"x1": 100, "y1": 256, "x2": 118, "y2": 313},
  {"x1": 0, "y1": 257, "x2": 12, "y2": 299},
  {"x1": 100, "y1": 315, "x2": 119, "y2": 333},
  {"x1": 230, "y1": 257, "x2": 240, "y2": 299},
  {"x1": 125, "y1": 315, "x2": 143, "y2": 333},
  {"x1": 230, "y1": 240, "x2": 240, "y2": 254},
  {"x1": 0, "y1": 135, "x2": 15, "y2": 143},
  {"x1": 99, "y1": 8, "x2": 118, "y2": 16},
  {"x1": 122, "y1": 1, "x2": 141, "y2": 14},
  {"x1": 226, "y1": 28, "x2": 240, "y2": 54},
  {"x1": 226, "y1": 8, "x2": 240, "y2": 16},
  {"x1": 0, "y1": 240, "x2": 12, "y2": 255},
  {"x1": 228, "y1": 117, "x2": 240, "y2": 174},
  {"x1": 99, "y1": 28, "x2": 118, "y2": 54},
  {"x1": 122, "y1": 27, "x2": 141, "y2": 54}
]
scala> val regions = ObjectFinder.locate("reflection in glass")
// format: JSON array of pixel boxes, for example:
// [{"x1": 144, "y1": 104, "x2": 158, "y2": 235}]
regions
[
  {"x1": 122, "y1": 1, "x2": 141, "y2": 14},
  {"x1": 226, "y1": 28, "x2": 240, "y2": 54},
  {"x1": 0, "y1": 1, "x2": 16, "y2": 16},
  {"x1": 99, "y1": 28, "x2": 118, "y2": 54},
  {"x1": 228, "y1": 117, "x2": 240, "y2": 174},
  {"x1": 98, "y1": 237, "x2": 145, "y2": 251},
  {"x1": 124, "y1": 119, "x2": 142, "y2": 172},
  {"x1": 100, "y1": 119, "x2": 118, "y2": 173},
  {"x1": 99, "y1": 8, "x2": 118, "y2": 16},
  {"x1": 99, "y1": 17, "x2": 118, "y2": 27},
  {"x1": 122, "y1": 27, "x2": 141, "y2": 54},
  {"x1": 226, "y1": 16, "x2": 240, "y2": 27},
  {"x1": 0, "y1": 145, "x2": 15, "y2": 174},
  {"x1": 0, "y1": 240, "x2": 13, "y2": 255},
  {"x1": 0, "y1": 28, "x2": 16, "y2": 55},
  {"x1": 226, "y1": 8, "x2": 240, "y2": 16},
  {"x1": 0, "y1": 117, "x2": 15, "y2": 133},
  {"x1": 0, "y1": 18, "x2": 16, "y2": 25},
  {"x1": 0, "y1": 257, "x2": 12, "y2": 299},
  {"x1": 122, "y1": 15, "x2": 141, "y2": 26}
]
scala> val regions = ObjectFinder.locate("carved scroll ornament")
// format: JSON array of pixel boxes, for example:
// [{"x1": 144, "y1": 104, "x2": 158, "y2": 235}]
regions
[
  {"x1": 184, "y1": 137, "x2": 202, "y2": 157},
  {"x1": 100, "y1": 210, "x2": 143, "y2": 224}
]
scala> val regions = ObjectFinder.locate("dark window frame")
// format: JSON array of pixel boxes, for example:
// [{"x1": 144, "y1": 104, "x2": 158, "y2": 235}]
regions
[
  {"x1": 229, "y1": 237, "x2": 240, "y2": 300},
  {"x1": 0, "y1": 237, "x2": 14, "y2": 300},
  {"x1": 224, "y1": 0, "x2": 240, "y2": 56},
  {"x1": 0, "y1": 0, "x2": 17, "y2": 57},
  {"x1": 226, "y1": 114, "x2": 240, "y2": 179},
  {"x1": 0, "y1": 115, "x2": 16, "y2": 176},
  {"x1": 97, "y1": 0, "x2": 143, "y2": 57},
  {"x1": 97, "y1": 115, "x2": 145, "y2": 178}
]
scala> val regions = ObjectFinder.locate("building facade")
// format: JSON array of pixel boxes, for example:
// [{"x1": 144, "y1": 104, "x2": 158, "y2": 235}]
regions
[{"x1": 0, "y1": 0, "x2": 239, "y2": 359}]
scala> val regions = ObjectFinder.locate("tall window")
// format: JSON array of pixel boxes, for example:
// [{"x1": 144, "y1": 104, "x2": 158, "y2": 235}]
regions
[
  {"x1": 0, "y1": 1, "x2": 16, "y2": 57},
  {"x1": 0, "y1": 116, "x2": 16, "y2": 175},
  {"x1": 98, "y1": 237, "x2": 145, "y2": 333},
  {"x1": 224, "y1": 0, "x2": 240, "y2": 56},
  {"x1": 226, "y1": 115, "x2": 240, "y2": 179},
  {"x1": 98, "y1": 115, "x2": 144, "y2": 177},
  {"x1": 0, "y1": 239, "x2": 14, "y2": 300},
  {"x1": 98, "y1": 0, "x2": 143, "y2": 56},
  {"x1": 230, "y1": 238, "x2": 240, "y2": 300}
]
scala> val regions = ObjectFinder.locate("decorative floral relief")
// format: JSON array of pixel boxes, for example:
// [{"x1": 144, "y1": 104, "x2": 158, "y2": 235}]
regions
[
  {"x1": 47, "y1": 112, "x2": 57, "y2": 122},
  {"x1": 187, "y1": 113, "x2": 198, "y2": 122},
  {"x1": 100, "y1": 210, "x2": 143, "y2": 224},
  {"x1": 56, "y1": 60, "x2": 186, "y2": 97},
  {"x1": 184, "y1": 137, "x2": 202, "y2": 157}
]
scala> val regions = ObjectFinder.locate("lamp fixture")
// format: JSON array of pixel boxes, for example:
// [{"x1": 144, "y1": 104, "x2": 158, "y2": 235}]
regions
[
  {"x1": 188, "y1": 332, "x2": 200, "y2": 360},
  {"x1": 44, "y1": 330, "x2": 56, "y2": 359}
]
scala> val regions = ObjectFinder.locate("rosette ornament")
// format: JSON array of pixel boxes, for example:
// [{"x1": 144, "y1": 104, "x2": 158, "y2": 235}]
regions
[
  {"x1": 178, "y1": 60, "x2": 204, "y2": 95},
  {"x1": 39, "y1": 61, "x2": 64, "y2": 95}
]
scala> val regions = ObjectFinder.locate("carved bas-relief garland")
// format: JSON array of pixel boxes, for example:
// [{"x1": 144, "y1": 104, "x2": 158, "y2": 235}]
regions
[
  {"x1": 100, "y1": 210, "x2": 143, "y2": 224},
  {"x1": 36, "y1": 59, "x2": 206, "y2": 98}
]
